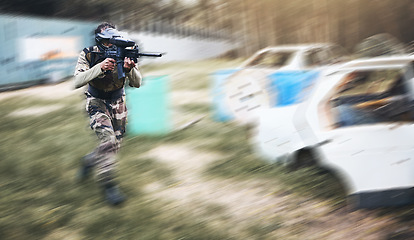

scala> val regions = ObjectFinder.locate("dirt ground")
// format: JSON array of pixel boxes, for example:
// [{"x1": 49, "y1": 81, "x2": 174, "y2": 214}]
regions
[
  {"x1": 142, "y1": 143, "x2": 413, "y2": 240},
  {"x1": 3, "y1": 79, "x2": 414, "y2": 239}
]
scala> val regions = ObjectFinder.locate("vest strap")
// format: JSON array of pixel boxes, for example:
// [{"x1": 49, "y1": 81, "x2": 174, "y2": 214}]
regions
[{"x1": 87, "y1": 85, "x2": 124, "y2": 100}]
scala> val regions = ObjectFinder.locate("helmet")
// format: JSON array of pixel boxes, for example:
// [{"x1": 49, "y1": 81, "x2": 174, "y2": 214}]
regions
[{"x1": 95, "y1": 27, "x2": 121, "y2": 50}]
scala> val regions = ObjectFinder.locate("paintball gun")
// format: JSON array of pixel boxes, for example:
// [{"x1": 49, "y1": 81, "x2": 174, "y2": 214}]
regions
[{"x1": 94, "y1": 37, "x2": 163, "y2": 79}]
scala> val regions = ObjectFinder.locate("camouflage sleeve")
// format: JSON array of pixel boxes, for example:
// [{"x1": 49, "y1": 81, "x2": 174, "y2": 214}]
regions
[
  {"x1": 126, "y1": 65, "x2": 143, "y2": 88},
  {"x1": 73, "y1": 50, "x2": 105, "y2": 89}
]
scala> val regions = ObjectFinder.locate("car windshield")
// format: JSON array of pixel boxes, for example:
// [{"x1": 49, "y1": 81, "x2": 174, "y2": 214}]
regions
[
  {"x1": 246, "y1": 50, "x2": 295, "y2": 68},
  {"x1": 335, "y1": 69, "x2": 403, "y2": 97},
  {"x1": 327, "y1": 68, "x2": 414, "y2": 127}
]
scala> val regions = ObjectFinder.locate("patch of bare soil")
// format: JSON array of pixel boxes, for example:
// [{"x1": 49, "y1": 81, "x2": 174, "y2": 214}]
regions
[
  {"x1": 0, "y1": 80, "x2": 84, "y2": 117},
  {"x1": 171, "y1": 90, "x2": 210, "y2": 106},
  {"x1": 142, "y1": 144, "x2": 405, "y2": 239},
  {"x1": 0, "y1": 80, "x2": 83, "y2": 102},
  {"x1": 8, "y1": 104, "x2": 65, "y2": 117}
]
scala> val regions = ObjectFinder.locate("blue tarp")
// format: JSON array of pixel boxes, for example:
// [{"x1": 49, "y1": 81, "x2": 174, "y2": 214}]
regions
[
  {"x1": 268, "y1": 70, "x2": 320, "y2": 106},
  {"x1": 210, "y1": 69, "x2": 239, "y2": 122}
]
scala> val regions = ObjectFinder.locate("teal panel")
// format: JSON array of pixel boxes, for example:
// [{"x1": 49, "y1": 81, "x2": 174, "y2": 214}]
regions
[
  {"x1": 126, "y1": 75, "x2": 171, "y2": 135},
  {"x1": 0, "y1": 14, "x2": 98, "y2": 87}
]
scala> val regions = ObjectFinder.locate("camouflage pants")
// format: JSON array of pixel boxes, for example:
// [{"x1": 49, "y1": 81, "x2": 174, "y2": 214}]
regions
[{"x1": 84, "y1": 91, "x2": 127, "y2": 184}]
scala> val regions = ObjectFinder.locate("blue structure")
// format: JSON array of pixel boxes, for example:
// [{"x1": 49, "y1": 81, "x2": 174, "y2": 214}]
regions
[
  {"x1": 0, "y1": 14, "x2": 97, "y2": 90},
  {"x1": 268, "y1": 70, "x2": 320, "y2": 106},
  {"x1": 210, "y1": 69, "x2": 239, "y2": 122}
]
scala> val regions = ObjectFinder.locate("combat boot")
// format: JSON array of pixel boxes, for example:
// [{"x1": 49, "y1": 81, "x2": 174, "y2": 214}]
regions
[
  {"x1": 102, "y1": 181, "x2": 126, "y2": 206},
  {"x1": 77, "y1": 152, "x2": 95, "y2": 181}
]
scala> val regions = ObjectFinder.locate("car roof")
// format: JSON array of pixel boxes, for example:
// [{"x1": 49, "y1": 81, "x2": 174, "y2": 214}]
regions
[
  {"x1": 258, "y1": 44, "x2": 333, "y2": 52},
  {"x1": 330, "y1": 55, "x2": 414, "y2": 72}
]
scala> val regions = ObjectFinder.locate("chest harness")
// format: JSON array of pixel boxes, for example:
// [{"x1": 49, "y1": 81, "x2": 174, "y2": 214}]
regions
[{"x1": 83, "y1": 46, "x2": 125, "y2": 100}]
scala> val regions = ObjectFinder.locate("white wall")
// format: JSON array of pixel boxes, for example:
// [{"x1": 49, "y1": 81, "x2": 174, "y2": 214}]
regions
[{"x1": 128, "y1": 32, "x2": 236, "y2": 64}]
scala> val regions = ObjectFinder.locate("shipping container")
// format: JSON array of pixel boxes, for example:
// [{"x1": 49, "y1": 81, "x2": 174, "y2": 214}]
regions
[{"x1": 0, "y1": 14, "x2": 97, "y2": 90}]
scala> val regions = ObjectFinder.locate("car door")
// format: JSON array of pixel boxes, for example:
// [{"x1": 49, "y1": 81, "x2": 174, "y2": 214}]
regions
[
  {"x1": 223, "y1": 49, "x2": 297, "y2": 124},
  {"x1": 300, "y1": 65, "x2": 414, "y2": 195}
]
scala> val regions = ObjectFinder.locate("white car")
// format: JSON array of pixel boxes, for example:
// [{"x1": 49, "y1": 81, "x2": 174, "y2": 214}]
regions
[
  {"x1": 222, "y1": 44, "x2": 348, "y2": 124},
  {"x1": 253, "y1": 55, "x2": 414, "y2": 208}
]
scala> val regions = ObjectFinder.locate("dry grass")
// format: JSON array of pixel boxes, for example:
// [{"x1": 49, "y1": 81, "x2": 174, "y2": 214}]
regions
[{"x1": 1, "y1": 59, "x2": 414, "y2": 240}]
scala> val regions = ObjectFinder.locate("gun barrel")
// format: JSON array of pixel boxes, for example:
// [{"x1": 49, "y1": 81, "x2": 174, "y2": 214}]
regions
[{"x1": 139, "y1": 52, "x2": 163, "y2": 58}]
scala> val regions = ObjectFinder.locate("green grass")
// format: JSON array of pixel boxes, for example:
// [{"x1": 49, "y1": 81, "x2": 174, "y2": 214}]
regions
[
  {"x1": 142, "y1": 59, "x2": 244, "y2": 91},
  {"x1": 0, "y1": 60, "x2": 245, "y2": 240},
  {"x1": 0, "y1": 59, "x2": 395, "y2": 239},
  {"x1": 0, "y1": 96, "x2": 232, "y2": 239}
]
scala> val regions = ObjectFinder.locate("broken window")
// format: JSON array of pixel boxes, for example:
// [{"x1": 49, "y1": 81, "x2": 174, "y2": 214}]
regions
[
  {"x1": 325, "y1": 45, "x2": 349, "y2": 64},
  {"x1": 247, "y1": 51, "x2": 294, "y2": 68},
  {"x1": 326, "y1": 69, "x2": 414, "y2": 128},
  {"x1": 304, "y1": 48, "x2": 331, "y2": 67}
]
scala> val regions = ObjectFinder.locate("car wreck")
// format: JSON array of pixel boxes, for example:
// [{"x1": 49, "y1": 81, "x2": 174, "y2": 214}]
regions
[
  {"x1": 221, "y1": 44, "x2": 348, "y2": 124},
  {"x1": 252, "y1": 55, "x2": 414, "y2": 208}
]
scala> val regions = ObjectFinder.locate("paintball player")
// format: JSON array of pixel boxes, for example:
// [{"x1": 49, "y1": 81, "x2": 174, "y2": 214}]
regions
[{"x1": 73, "y1": 22, "x2": 142, "y2": 206}]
